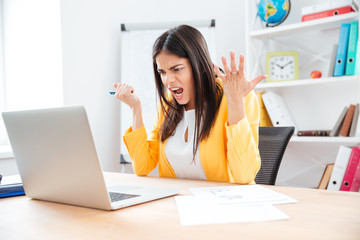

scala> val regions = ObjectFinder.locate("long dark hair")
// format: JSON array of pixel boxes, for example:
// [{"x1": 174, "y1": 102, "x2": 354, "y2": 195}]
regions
[{"x1": 152, "y1": 25, "x2": 223, "y2": 158}]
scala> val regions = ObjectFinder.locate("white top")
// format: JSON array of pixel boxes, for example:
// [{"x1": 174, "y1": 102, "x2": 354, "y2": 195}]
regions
[{"x1": 164, "y1": 109, "x2": 207, "y2": 180}]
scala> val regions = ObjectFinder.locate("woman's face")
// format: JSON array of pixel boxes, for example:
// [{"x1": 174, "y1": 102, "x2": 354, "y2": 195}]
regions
[{"x1": 156, "y1": 51, "x2": 195, "y2": 110}]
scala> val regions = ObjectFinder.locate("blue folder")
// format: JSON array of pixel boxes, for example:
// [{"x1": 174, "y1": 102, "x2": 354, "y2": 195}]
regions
[
  {"x1": 345, "y1": 22, "x2": 359, "y2": 75},
  {"x1": 334, "y1": 23, "x2": 350, "y2": 77},
  {"x1": 0, "y1": 183, "x2": 25, "y2": 198}
]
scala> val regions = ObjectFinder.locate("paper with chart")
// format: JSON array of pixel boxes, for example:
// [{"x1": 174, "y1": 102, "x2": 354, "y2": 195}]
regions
[
  {"x1": 175, "y1": 185, "x2": 296, "y2": 225},
  {"x1": 189, "y1": 185, "x2": 297, "y2": 205}
]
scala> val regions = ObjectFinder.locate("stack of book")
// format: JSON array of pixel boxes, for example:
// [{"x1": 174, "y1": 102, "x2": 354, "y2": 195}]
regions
[
  {"x1": 318, "y1": 145, "x2": 360, "y2": 192},
  {"x1": 330, "y1": 103, "x2": 360, "y2": 137},
  {"x1": 301, "y1": 0, "x2": 359, "y2": 22},
  {"x1": 297, "y1": 103, "x2": 360, "y2": 137},
  {"x1": 328, "y1": 21, "x2": 359, "y2": 77}
]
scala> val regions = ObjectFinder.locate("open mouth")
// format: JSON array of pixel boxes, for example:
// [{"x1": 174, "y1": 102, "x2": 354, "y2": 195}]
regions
[{"x1": 171, "y1": 88, "x2": 183, "y2": 97}]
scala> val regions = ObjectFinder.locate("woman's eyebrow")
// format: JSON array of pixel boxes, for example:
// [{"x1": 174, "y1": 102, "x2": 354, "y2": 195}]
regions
[
  {"x1": 168, "y1": 64, "x2": 184, "y2": 70},
  {"x1": 157, "y1": 63, "x2": 184, "y2": 72}
]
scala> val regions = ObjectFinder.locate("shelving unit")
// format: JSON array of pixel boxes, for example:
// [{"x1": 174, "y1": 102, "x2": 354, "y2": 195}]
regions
[{"x1": 246, "y1": 0, "x2": 360, "y2": 188}]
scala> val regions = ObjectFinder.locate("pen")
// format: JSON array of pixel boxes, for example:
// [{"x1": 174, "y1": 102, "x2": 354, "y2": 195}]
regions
[{"x1": 109, "y1": 90, "x2": 134, "y2": 95}]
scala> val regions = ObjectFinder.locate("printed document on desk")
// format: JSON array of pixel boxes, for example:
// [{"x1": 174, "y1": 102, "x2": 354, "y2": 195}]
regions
[
  {"x1": 175, "y1": 196, "x2": 289, "y2": 226},
  {"x1": 189, "y1": 185, "x2": 297, "y2": 205}
]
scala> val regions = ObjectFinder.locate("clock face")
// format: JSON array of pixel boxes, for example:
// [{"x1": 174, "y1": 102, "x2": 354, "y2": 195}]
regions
[
  {"x1": 269, "y1": 55, "x2": 295, "y2": 80},
  {"x1": 266, "y1": 51, "x2": 299, "y2": 82}
]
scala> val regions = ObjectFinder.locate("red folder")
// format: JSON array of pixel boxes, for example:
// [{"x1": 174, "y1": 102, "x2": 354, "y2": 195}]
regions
[
  {"x1": 340, "y1": 146, "x2": 360, "y2": 191},
  {"x1": 302, "y1": 6, "x2": 355, "y2": 22},
  {"x1": 349, "y1": 160, "x2": 360, "y2": 192}
]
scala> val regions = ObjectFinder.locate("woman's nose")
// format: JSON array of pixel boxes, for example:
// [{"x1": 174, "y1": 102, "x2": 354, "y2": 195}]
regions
[{"x1": 163, "y1": 73, "x2": 175, "y2": 85}]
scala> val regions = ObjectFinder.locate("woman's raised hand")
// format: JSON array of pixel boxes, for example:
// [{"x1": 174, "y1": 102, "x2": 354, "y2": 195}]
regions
[
  {"x1": 113, "y1": 83, "x2": 140, "y2": 109},
  {"x1": 214, "y1": 51, "x2": 267, "y2": 103}
]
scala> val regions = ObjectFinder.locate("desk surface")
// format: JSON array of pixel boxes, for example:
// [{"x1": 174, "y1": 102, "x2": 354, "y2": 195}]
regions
[{"x1": 1, "y1": 172, "x2": 360, "y2": 240}]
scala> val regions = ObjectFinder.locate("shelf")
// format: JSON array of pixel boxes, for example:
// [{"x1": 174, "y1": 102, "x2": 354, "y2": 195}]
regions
[
  {"x1": 290, "y1": 136, "x2": 360, "y2": 144},
  {"x1": 255, "y1": 75, "x2": 359, "y2": 90},
  {"x1": 250, "y1": 12, "x2": 359, "y2": 39}
]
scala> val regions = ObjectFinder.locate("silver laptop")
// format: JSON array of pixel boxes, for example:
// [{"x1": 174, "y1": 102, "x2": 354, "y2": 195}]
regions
[{"x1": 2, "y1": 106, "x2": 178, "y2": 210}]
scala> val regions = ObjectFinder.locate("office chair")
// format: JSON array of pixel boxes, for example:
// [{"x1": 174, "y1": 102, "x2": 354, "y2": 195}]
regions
[{"x1": 255, "y1": 126, "x2": 295, "y2": 185}]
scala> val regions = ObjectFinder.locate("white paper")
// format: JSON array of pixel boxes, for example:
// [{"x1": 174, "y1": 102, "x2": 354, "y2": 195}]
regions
[
  {"x1": 190, "y1": 185, "x2": 297, "y2": 205},
  {"x1": 175, "y1": 196, "x2": 289, "y2": 226}
]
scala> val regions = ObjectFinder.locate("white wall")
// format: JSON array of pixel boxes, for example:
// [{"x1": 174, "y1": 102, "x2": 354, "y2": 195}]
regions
[{"x1": 59, "y1": 0, "x2": 246, "y2": 172}]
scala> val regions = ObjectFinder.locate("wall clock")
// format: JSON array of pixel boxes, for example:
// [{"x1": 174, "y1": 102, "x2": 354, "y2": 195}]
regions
[{"x1": 265, "y1": 51, "x2": 299, "y2": 82}]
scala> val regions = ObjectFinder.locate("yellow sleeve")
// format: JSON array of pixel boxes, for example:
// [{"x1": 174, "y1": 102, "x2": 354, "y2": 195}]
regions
[
  {"x1": 122, "y1": 107, "x2": 163, "y2": 176},
  {"x1": 225, "y1": 90, "x2": 261, "y2": 184}
]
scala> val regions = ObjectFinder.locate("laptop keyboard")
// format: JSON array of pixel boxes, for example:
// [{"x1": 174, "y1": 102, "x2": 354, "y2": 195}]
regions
[{"x1": 109, "y1": 192, "x2": 139, "y2": 202}]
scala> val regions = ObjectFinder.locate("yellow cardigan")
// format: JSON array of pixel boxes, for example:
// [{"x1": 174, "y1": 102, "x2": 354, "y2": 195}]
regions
[{"x1": 123, "y1": 87, "x2": 261, "y2": 184}]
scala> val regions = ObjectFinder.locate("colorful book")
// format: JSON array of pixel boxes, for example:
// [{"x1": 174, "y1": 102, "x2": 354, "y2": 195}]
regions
[
  {"x1": 330, "y1": 106, "x2": 348, "y2": 137},
  {"x1": 255, "y1": 92, "x2": 273, "y2": 127},
  {"x1": 333, "y1": 23, "x2": 351, "y2": 77},
  {"x1": 302, "y1": 6, "x2": 355, "y2": 22},
  {"x1": 327, "y1": 146, "x2": 352, "y2": 191},
  {"x1": 297, "y1": 130, "x2": 331, "y2": 136},
  {"x1": 339, "y1": 104, "x2": 356, "y2": 137},
  {"x1": 340, "y1": 146, "x2": 360, "y2": 191},
  {"x1": 318, "y1": 163, "x2": 335, "y2": 189},
  {"x1": 345, "y1": 22, "x2": 359, "y2": 75}
]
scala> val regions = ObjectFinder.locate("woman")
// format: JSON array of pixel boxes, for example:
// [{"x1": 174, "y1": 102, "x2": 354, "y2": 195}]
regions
[{"x1": 113, "y1": 25, "x2": 266, "y2": 184}]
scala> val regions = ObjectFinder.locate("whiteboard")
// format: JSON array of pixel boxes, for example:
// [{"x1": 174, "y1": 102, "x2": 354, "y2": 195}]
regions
[{"x1": 120, "y1": 21, "x2": 216, "y2": 162}]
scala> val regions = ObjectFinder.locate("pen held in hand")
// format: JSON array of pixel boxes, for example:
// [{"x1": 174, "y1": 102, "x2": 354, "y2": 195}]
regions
[{"x1": 109, "y1": 90, "x2": 134, "y2": 95}]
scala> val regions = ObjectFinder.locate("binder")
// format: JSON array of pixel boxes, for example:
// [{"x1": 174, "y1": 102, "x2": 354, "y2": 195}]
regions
[
  {"x1": 333, "y1": 23, "x2": 350, "y2": 77},
  {"x1": 302, "y1": 6, "x2": 355, "y2": 22},
  {"x1": 301, "y1": 0, "x2": 359, "y2": 16},
  {"x1": 261, "y1": 91, "x2": 297, "y2": 131},
  {"x1": 0, "y1": 183, "x2": 25, "y2": 198},
  {"x1": 330, "y1": 106, "x2": 348, "y2": 137},
  {"x1": 345, "y1": 22, "x2": 359, "y2": 75},
  {"x1": 327, "y1": 146, "x2": 352, "y2": 191},
  {"x1": 340, "y1": 146, "x2": 360, "y2": 191},
  {"x1": 349, "y1": 159, "x2": 360, "y2": 192},
  {"x1": 349, "y1": 103, "x2": 359, "y2": 137}
]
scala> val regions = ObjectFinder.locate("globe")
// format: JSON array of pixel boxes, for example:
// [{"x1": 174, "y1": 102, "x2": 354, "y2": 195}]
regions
[{"x1": 258, "y1": 0, "x2": 291, "y2": 27}]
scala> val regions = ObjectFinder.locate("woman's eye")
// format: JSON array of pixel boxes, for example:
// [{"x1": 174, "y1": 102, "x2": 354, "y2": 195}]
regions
[{"x1": 174, "y1": 67, "x2": 182, "y2": 72}]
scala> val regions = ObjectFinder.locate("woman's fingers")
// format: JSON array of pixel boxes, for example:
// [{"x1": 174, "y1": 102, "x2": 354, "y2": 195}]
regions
[
  {"x1": 221, "y1": 56, "x2": 231, "y2": 76},
  {"x1": 238, "y1": 54, "x2": 245, "y2": 73},
  {"x1": 249, "y1": 74, "x2": 267, "y2": 90},
  {"x1": 230, "y1": 51, "x2": 237, "y2": 74}
]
